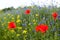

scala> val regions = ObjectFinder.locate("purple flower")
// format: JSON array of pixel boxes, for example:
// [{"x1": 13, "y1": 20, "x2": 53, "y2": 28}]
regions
[
  {"x1": 50, "y1": 21, "x2": 54, "y2": 26},
  {"x1": 58, "y1": 16, "x2": 60, "y2": 20},
  {"x1": 37, "y1": 6, "x2": 41, "y2": 9},
  {"x1": 50, "y1": 22, "x2": 53, "y2": 26},
  {"x1": 48, "y1": 6, "x2": 52, "y2": 9},
  {"x1": 22, "y1": 23, "x2": 27, "y2": 26}
]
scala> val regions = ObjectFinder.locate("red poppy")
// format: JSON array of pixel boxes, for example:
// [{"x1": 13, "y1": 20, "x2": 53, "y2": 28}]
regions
[
  {"x1": 52, "y1": 12, "x2": 58, "y2": 20},
  {"x1": 8, "y1": 22, "x2": 16, "y2": 29},
  {"x1": 35, "y1": 24, "x2": 48, "y2": 33},
  {"x1": 25, "y1": 9, "x2": 30, "y2": 14}
]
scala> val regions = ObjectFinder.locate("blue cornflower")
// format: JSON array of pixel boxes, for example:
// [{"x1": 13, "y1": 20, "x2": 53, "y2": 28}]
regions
[
  {"x1": 37, "y1": 6, "x2": 41, "y2": 9},
  {"x1": 48, "y1": 6, "x2": 52, "y2": 9},
  {"x1": 50, "y1": 22, "x2": 53, "y2": 26},
  {"x1": 58, "y1": 15, "x2": 60, "y2": 20},
  {"x1": 23, "y1": 7, "x2": 27, "y2": 10},
  {"x1": 50, "y1": 21, "x2": 54, "y2": 26},
  {"x1": 22, "y1": 23, "x2": 27, "y2": 27}
]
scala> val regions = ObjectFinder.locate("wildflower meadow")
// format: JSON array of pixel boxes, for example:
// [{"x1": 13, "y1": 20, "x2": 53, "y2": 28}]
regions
[{"x1": 0, "y1": 6, "x2": 60, "y2": 40}]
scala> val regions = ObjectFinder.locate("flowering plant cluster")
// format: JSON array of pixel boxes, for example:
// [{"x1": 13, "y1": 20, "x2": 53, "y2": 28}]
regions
[{"x1": 0, "y1": 6, "x2": 60, "y2": 40}]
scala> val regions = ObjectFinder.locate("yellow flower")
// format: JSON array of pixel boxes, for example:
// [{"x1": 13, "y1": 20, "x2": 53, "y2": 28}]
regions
[
  {"x1": 2, "y1": 23, "x2": 5, "y2": 26},
  {"x1": 23, "y1": 30, "x2": 27, "y2": 34},
  {"x1": 35, "y1": 14, "x2": 39, "y2": 17},
  {"x1": 16, "y1": 19, "x2": 21, "y2": 23},
  {"x1": 16, "y1": 34, "x2": 20, "y2": 37},
  {"x1": 8, "y1": 14, "x2": 10, "y2": 16},
  {"x1": 12, "y1": 17, "x2": 14, "y2": 20},
  {"x1": 4, "y1": 17, "x2": 6, "y2": 19},
  {"x1": 34, "y1": 22, "x2": 36, "y2": 25},
  {"x1": 2, "y1": 24, "x2": 4, "y2": 26},
  {"x1": 28, "y1": 23, "x2": 31, "y2": 25},
  {"x1": 17, "y1": 27, "x2": 22, "y2": 30},
  {"x1": 17, "y1": 15, "x2": 20, "y2": 19},
  {"x1": 10, "y1": 30, "x2": 15, "y2": 33},
  {"x1": 33, "y1": 19, "x2": 36, "y2": 22}
]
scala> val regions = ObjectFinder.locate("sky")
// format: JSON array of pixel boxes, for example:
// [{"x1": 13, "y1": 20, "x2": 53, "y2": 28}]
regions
[{"x1": 0, "y1": 0, "x2": 60, "y2": 9}]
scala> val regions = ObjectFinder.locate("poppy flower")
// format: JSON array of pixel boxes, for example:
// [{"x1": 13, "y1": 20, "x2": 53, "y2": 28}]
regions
[
  {"x1": 35, "y1": 24, "x2": 48, "y2": 33},
  {"x1": 52, "y1": 12, "x2": 58, "y2": 20},
  {"x1": 25, "y1": 9, "x2": 30, "y2": 14},
  {"x1": 8, "y1": 22, "x2": 16, "y2": 29}
]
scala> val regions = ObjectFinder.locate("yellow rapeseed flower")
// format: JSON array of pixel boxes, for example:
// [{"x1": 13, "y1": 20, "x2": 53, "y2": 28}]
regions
[
  {"x1": 12, "y1": 17, "x2": 14, "y2": 20},
  {"x1": 2, "y1": 23, "x2": 4, "y2": 26},
  {"x1": 16, "y1": 34, "x2": 20, "y2": 37},
  {"x1": 10, "y1": 30, "x2": 15, "y2": 33},
  {"x1": 35, "y1": 14, "x2": 39, "y2": 17},
  {"x1": 34, "y1": 22, "x2": 36, "y2": 25},
  {"x1": 33, "y1": 19, "x2": 36, "y2": 22},
  {"x1": 23, "y1": 30, "x2": 27, "y2": 34},
  {"x1": 2, "y1": 23, "x2": 5, "y2": 26},
  {"x1": 4, "y1": 17, "x2": 6, "y2": 19},
  {"x1": 8, "y1": 14, "x2": 11, "y2": 16},
  {"x1": 17, "y1": 15, "x2": 20, "y2": 19},
  {"x1": 28, "y1": 23, "x2": 31, "y2": 25},
  {"x1": 16, "y1": 19, "x2": 21, "y2": 23},
  {"x1": 17, "y1": 27, "x2": 22, "y2": 30}
]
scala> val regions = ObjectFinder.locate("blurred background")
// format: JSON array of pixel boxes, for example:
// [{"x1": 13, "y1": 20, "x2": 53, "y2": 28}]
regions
[{"x1": 0, "y1": 0, "x2": 60, "y2": 9}]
